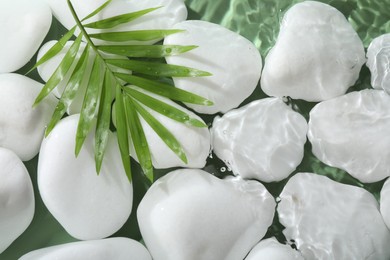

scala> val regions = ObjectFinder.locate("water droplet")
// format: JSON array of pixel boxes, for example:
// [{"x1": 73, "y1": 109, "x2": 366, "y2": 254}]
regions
[{"x1": 220, "y1": 167, "x2": 226, "y2": 172}]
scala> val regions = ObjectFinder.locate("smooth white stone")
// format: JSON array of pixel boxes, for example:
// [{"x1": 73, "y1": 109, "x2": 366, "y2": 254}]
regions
[
  {"x1": 44, "y1": 0, "x2": 187, "y2": 44},
  {"x1": 19, "y1": 237, "x2": 151, "y2": 260},
  {"x1": 0, "y1": 0, "x2": 52, "y2": 73},
  {"x1": 164, "y1": 20, "x2": 262, "y2": 114},
  {"x1": 278, "y1": 172, "x2": 390, "y2": 260},
  {"x1": 308, "y1": 89, "x2": 390, "y2": 183},
  {"x1": 0, "y1": 148, "x2": 34, "y2": 254},
  {"x1": 38, "y1": 114, "x2": 133, "y2": 240},
  {"x1": 126, "y1": 87, "x2": 210, "y2": 169},
  {"x1": 211, "y1": 98, "x2": 307, "y2": 182},
  {"x1": 245, "y1": 237, "x2": 304, "y2": 260},
  {"x1": 261, "y1": 1, "x2": 365, "y2": 102},
  {"x1": 366, "y1": 33, "x2": 390, "y2": 93},
  {"x1": 380, "y1": 178, "x2": 390, "y2": 230},
  {"x1": 0, "y1": 73, "x2": 56, "y2": 161},
  {"x1": 138, "y1": 169, "x2": 275, "y2": 260}
]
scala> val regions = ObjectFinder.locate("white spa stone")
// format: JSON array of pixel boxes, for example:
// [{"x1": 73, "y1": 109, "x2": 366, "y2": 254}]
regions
[
  {"x1": 261, "y1": 1, "x2": 365, "y2": 102},
  {"x1": 308, "y1": 89, "x2": 390, "y2": 183},
  {"x1": 0, "y1": 148, "x2": 34, "y2": 254},
  {"x1": 211, "y1": 98, "x2": 307, "y2": 182},
  {"x1": 114, "y1": 87, "x2": 211, "y2": 169},
  {"x1": 0, "y1": 73, "x2": 56, "y2": 161},
  {"x1": 19, "y1": 237, "x2": 152, "y2": 260},
  {"x1": 0, "y1": 0, "x2": 52, "y2": 73},
  {"x1": 380, "y1": 178, "x2": 390, "y2": 230},
  {"x1": 44, "y1": 0, "x2": 187, "y2": 44},
  {"x1": 278, "y1": 172, "x2": 390, "y2": 260},
  {"x1": 38, "y1": 114, "x2": 133, "y2": 240},
  {"x1": 245, "y1": 237, "x2": 304, "y2": 260},
  {"x1": 366, "y1": 33, "x2": 390, "y2": 93},
  {"x1": 138, "y1": 169, "x2": 275, "y2": 260},
  {"x1": 164, "y1": 20, "x2": 262, "y2": 114}
]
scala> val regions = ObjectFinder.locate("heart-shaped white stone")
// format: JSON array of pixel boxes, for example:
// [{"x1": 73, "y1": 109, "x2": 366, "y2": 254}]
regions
[
  {"x1": 19, "y1": 237, "x2": 151, "y2": 260},
  {"x1": 137, "y1": 169, "x2": 275, "y2": 260},
  {"x1": 278, "y1": 172, "x2": 390, "y2": 260},
  {"x1": 0, "y1": 0, "x2": 52, "y2": 73},
  {"x1": 164, "y1": 20, "x2": 262, "y2": 114},
  {"x1": 0, "y1": 73, "x2": 57, "y2": 161},
  {"x1": 245, "y1": 237, "x2": 304, "y2": 260},
  {"x1": 44, "y1": 0, "x2": 187, "y2": 43},
  {"x1": 211, "y1": 98, "x2": 307, "y2": 182},
  {"x1": 0, "y1": 148, "x2": 34, "y2": 254},
  {"x1": 38, "y1": 114, "x2": 133, "y2": 240},
  {"x1": 261, "y1": 1, "x2": 365, "y2": 102},
  {"x1": 308, "y1": 89, "x2": 390, "y2": 183}
]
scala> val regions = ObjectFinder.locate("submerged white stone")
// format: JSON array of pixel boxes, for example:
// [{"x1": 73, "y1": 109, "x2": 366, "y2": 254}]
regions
[
  {"x1": 278, "y1": 173, "x2": 390, "y2": 260},
  {"x1": 366, "y1": 33, "x2": 390, "y2": 93},
  {"x1": 380, "y1": 178, "x2": 390, "y2": 230},
  {"x1": 0, "y1": 73, "x2": 57, "y2": 161},
  {"x1": 44, "y1": 0, "x2": 187, "y2": 44},
  {"x1": 245, "y1": 237, "x2": 304, "y2": 260},
  {"x1": 116, "y1": 87, "x2": 210, "y2": 169},
  {"x1": 211, "y1": 98, "x2": 307, "y2": 182},
  {"x1": 38, "y1": 114, "x2": 133, "y2": 240},
  {"x1": 261, "y1": 1, "x2": 365, "y2": 102},
  {"x1": 164, "y1": 20, "x2": 262, "y2": 114},
  {"x1": 0, "y1": 148, "x2": 34, "y2": 254},
  {"x1": 19, "y1": 237, "x2": 152, "y2": 260},
  {"x1": 0, "y1": 0, "x2": 52, "y2": 73},
  {"x1": 308, "y1": 89, "x2": 390, "y2": 183},
  {"x1": 138, "y1": 169, "x2": 275, "y2": 260}
]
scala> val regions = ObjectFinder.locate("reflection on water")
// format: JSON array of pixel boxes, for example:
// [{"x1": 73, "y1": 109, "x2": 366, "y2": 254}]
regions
[{"x1": 185, "y1": 0, "x2": 390, "y2": 54}]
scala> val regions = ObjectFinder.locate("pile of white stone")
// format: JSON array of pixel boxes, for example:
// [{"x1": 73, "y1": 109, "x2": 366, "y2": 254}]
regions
[{"x1": 1, "y1": 0, "x2": 390, "y2": 259}]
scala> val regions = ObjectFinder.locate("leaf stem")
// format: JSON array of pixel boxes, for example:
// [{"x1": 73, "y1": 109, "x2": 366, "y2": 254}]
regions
[
  {"x1": 66, "y1": 0, "x2": 125, "y2": 88},
  {"x1": 67, "y1": 0, "x2": 101, "y2": 55}
]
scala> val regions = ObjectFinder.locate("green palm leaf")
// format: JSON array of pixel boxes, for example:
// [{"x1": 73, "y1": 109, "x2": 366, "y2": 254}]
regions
[
  {"x1": 45, "y1": 45, "x2": 91, "y2": 136},
  {"x1": 34, "y1": 34, "x2": 83, "y2": 106},
  {"x1": 94, "y1": 70, "x2": 113, "y2": 173},
  {"x1": 115, "y1": 85, "x2": 132, "y2": 181},
  {"x1": 106, "y1": 59, "x2": 212, "y2": 77},
  {"x1": 124, "y1": 95, "x2": 153, "y2": 181},
  {"x1": 97, "y1": 44, "x2": 197, "y2": 58},
  {"x1": 31, "y1": 0, "x2": 113, "y2": 74},
  {"x1": 124, "y1": 86, "x2": 207, "y2": 127},
  {"x1": 83, "y1": 7, "x2": 161, "y2": 29},
  {"x1": 33, "y1": 0, "x2": 212, "y2": 181},
  {"x1": 114, "y1": 73, "x2": 213, "y2": 105},
  {"x1": 28, "y1": 27, "x2": 77, "y2": 74},
  {"x1": 81, "y1": 0, "x2": 113, "y2": 22},
  {"x1": 75, "y1": 55, "x2": 104, "y2": 156},
  {"x1": 132, "y1": 100, "x2": 188, "y2": 164},
  {"x1": 89, "y1": 29, "x2": 183, "y2": 42}
]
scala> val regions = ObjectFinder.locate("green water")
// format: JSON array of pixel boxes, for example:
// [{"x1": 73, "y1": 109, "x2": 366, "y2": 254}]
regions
[{"x1": 1, "y1": 0, "x2": 390, "y2": 259}]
